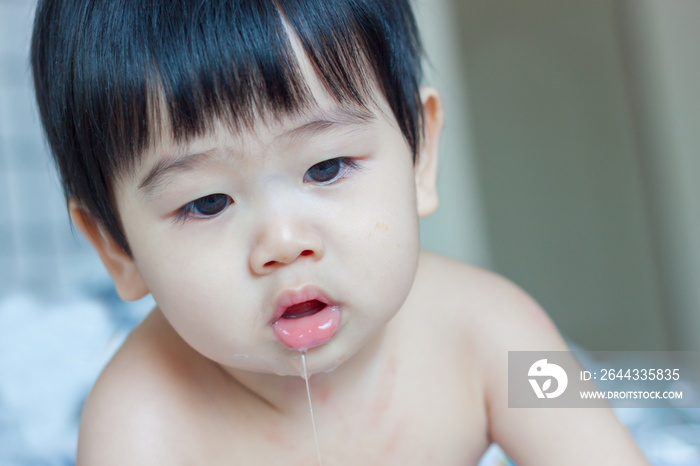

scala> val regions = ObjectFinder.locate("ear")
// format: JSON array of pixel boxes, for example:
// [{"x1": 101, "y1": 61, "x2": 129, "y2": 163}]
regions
[
  {"x1": 69, "y1": 199, "x2": 149, "y2": 301},
  {"x1": 415, "y1": 87, "x2": 443, "y2": 217}
]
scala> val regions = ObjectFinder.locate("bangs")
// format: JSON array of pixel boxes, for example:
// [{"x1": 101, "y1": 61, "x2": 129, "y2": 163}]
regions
[{"x1": 67, "y1": 0, "x2": 422, "y2": 178}]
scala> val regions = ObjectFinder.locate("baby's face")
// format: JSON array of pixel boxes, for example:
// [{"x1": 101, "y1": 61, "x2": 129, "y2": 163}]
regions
[{"x1": 112, "y1": 89, "x2": 428, "y2": 376}]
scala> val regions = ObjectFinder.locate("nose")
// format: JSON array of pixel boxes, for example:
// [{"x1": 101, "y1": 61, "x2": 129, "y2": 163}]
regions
[{"x1": 249, "y1": 214, "x2": 324, "y2": 275}]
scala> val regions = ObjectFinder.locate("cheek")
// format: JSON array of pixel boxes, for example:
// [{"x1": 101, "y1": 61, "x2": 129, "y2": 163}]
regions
[
  {"x1": 129, "y1": 233, "x2": 254, "y2": 356},
  {"x1": 348, "y1": 163, "x2": 420, "y2": 253},
  {"x1": 335, "y1": 169, "x2": 421, "y2": 304},
  {"x1": 128, "y1": 212, "x2": 243, "y2": 299}
]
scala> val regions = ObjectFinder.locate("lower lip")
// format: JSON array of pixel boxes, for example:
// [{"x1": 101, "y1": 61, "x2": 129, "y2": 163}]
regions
[{"x1": 272, "y1": 305, "x2": 341, "y2": 351}]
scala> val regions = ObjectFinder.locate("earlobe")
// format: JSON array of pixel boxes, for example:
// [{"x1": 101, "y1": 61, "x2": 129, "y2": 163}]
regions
[
  {"x1": 69, "y1": 200, "x2": 149, "y2": 301},
  {"x1": 415, "y1": 87, "x2": 443, "y2": 217}
]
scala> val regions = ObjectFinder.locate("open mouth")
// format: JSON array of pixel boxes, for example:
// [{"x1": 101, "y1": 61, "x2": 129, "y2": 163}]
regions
[
  {"x1": 281, "y1": 299, "x2": 327, "y2": 319},
  {"x1": 270, "y1": 286, "x2": 342, "y2": 351},
  {"x1": 272, "y1": 288, "x2": 341, "y2": 351}
]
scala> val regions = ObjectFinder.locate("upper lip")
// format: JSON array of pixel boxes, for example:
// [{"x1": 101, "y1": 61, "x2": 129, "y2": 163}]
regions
[{"x1": 270, "y1": 285, "x2": 335, "y2": 324}]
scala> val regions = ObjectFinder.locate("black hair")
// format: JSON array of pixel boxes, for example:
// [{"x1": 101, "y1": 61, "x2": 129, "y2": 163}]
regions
[{"x1": 31, "y1": 0, "x2": 424, "y2": 255}]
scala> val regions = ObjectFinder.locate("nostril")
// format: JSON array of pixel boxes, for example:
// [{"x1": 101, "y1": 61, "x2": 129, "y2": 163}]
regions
[{"x1": 262, "y1": 250, "x2": 314, "y2": 269}]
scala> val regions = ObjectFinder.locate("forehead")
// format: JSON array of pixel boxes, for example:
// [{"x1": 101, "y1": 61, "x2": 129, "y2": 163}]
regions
[
  {"x1": 137, "y1": 20, "x2": 387, "y2": 157},
  {"x1": 150, "y1": 99, "x2": 379, "y2": 160},
  {"x1": 144, "y1": 73, "x2": 389, "y2": 154}
]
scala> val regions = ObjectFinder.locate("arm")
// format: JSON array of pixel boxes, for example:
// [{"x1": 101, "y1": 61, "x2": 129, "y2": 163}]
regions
[{"x1": 475, "y1": 275, "x2": 649, "y2": 465}]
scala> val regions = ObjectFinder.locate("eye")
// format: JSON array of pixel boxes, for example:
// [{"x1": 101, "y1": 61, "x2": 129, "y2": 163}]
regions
[
  {"x1": 178, "y1": 193, "x2": 233, "y2": 220},
  {"x1": 304, "y1": 157, "x2": 358, "y2": 185}
]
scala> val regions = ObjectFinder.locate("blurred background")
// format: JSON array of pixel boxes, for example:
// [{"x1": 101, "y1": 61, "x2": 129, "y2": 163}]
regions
[
  {"x1": 417, "y1": 0, "x2": 700, "y2": 353},
  {"x1": 1, "y1": 0, "x2": 699, "y2": 464}
]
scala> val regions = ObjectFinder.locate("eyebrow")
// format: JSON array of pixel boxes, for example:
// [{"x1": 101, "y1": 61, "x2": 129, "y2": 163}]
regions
[
  {"x1": 137, "y1": 106, "x2": 376, "y2": 195},
  {"x1": 138, "y1": 150, "x2": 216, "y2": 195},
  {"x1": 281, "y1": 106, "x2": 376, "y2": 140}
]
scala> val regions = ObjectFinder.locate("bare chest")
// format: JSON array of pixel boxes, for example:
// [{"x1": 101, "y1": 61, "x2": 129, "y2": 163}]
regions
[{"x1": 202, "y1": 353, "x2": 489, "y2": 465}]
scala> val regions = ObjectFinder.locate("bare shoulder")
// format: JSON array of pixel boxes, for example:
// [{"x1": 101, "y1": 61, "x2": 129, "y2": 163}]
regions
[
  {"x1": 415, "y1": 251, "x2": 568, "y2": 396},
  {"x1": 413, "y1": 251, "x2": 648, "y2": 465},
  {"x1": 413, "y1": 250, "x2": 560, "y2": 346},
  {"x1": 77, "y1": 310, "x2": 216, "y2": 465},
  {"x1": 411, "y1": 250, "x2": 567, "y2": 396}
]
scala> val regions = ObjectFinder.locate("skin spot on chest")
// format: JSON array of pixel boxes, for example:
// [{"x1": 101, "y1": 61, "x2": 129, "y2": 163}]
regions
[
  {"x1": 264, "y1": 426, "x2": 284, "y2": 445},
  {"x1": 369, "y1": 356, "x2": 398, "y2": 426},
  {"x1": 316, "y1": 383, "x2": 331, "y2": 405},
  {"x1": 381, "y1": 425, "x2": 403, "y2": 455}
]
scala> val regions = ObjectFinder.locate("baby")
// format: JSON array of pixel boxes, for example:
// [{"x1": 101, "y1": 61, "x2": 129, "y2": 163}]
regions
[{"x1": 31, "y1": 0, "x2": 648, "y2": 464}]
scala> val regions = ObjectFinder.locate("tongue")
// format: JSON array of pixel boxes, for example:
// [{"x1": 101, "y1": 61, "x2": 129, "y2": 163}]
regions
[{"x1": 272, "y1": 306, "x2": 341, "y2": 351}]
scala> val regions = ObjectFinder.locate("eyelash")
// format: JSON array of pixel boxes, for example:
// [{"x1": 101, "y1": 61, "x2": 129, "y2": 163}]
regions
[
  {"x1": 174, "y1": 157, "x2": 360, "y2": 222},
  {"x1": 175, "y1": 193, "x2": 233, "y2": 222},
  {"x1": 303, "y1": 156, "x2": 359, "y2": 185}
]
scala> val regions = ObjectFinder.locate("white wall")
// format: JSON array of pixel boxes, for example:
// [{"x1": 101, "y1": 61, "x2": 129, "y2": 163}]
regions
[
  {"x1": 452, "y1": 0, "x2": 670, "y2": 350},
  {"x1": 616, "y1": 0, "x2": 700, "y2": 350},
  {"x1": 415, "y1": 0, "x2": 491, "y2": 267}
]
